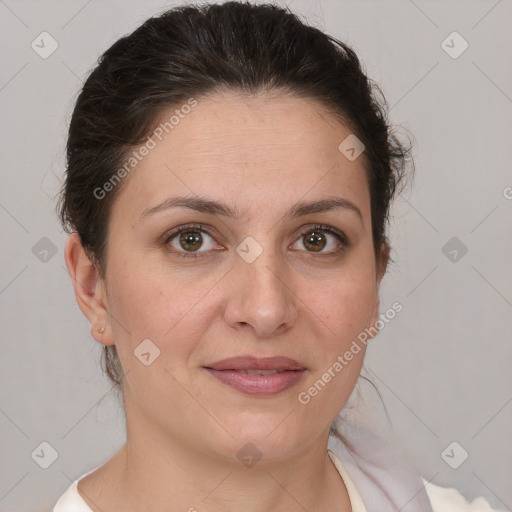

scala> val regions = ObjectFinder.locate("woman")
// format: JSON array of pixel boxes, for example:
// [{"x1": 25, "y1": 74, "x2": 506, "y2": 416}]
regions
[{"x1": 53, "y1": 2, "x2": 502, "y2": 510}]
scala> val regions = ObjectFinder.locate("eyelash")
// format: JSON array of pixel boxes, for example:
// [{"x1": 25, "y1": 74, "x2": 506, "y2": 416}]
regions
[{"x1": 164, "y1": 223, "x2": 349, "y2": 259}]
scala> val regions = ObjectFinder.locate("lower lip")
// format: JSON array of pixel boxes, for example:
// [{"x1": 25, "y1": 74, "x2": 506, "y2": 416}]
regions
[{"x1": 204, "y1": 368, "x2": 306, "y2": 396}]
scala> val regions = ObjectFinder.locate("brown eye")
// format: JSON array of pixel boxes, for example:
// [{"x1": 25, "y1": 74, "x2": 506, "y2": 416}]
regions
[
  {"x1": 178, "y1": 230, "x2": 203, "y2": 252},
  {"x1": 303, "y1": 230, "x2": 327, "y2": 252}
]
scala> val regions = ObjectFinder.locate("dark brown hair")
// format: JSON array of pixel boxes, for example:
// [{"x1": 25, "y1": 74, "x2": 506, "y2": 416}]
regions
[{"x1": 58, "y1": 1, "x2": 412, "y2": 427}]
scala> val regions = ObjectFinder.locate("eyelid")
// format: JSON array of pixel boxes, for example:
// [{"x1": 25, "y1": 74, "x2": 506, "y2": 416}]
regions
[{"x1": 163, "y1": 222, "x2": 350, "y2": 258}]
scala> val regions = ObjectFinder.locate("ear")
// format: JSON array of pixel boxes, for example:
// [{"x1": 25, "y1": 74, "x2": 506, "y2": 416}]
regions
[
  {"x1": 367, "y1": 242, "x2": 390, "y2": 338},
  {"x1": 64, "y1": 233, "x2": 114, "y2": 346}
]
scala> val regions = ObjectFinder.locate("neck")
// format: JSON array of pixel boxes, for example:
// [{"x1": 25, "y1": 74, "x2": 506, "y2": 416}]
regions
[{"x1": 98, "y1": 402, "x2": 352, "y2": 511}]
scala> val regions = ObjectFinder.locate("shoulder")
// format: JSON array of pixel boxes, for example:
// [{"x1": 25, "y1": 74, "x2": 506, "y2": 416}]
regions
[
  {"x1": 52, "y1": 481, "x2": 92, "y2": 511},
  {"x1": 424, "y1": 478, "x2": 506, "y2": 512},
  {"x1": 52, "y1": 465, "x2": 103, "y2": 512}
]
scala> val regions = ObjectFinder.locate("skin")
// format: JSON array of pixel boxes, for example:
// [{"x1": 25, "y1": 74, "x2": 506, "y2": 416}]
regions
[{"x1": 65, "y1": 90, "x2": 388, "y2": 511}]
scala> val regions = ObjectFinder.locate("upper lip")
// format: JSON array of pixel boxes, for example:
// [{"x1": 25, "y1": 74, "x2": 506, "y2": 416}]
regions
[{"x1": 204, "y1": 356, "x2": 306, "y2": 371}]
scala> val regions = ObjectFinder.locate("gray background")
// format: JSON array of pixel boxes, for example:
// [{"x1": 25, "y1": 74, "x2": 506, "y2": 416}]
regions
[{"x1": 0, "y1": 0, "x2": 511, "y2": 510}]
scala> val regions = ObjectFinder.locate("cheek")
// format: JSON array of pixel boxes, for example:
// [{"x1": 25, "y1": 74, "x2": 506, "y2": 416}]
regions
[
  {"x1": 105, "y1": 270, "x2": 204, "y2": 406},
  {"x1": 297, "y1": 278, "x2": 375, "y2": 423},
  {"x1": 312, "y1": 270, "x2": 377, "y2": 348},
  {"x1": 104, "y1": 258, "x2": 199, "y2": 362},
  {"x1": 336, "y1": 285, "x2": 376, "y2": 340}
]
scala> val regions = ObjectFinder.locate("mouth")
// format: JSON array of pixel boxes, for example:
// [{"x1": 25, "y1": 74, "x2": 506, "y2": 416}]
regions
[
  {"x1": 203, "y1": 356, "x2": 306, "y2": 396},
  {"x1": 226, "y1": 369, "x2": 289, "y2": 375},
  {"x1": 204, "y1": 355, "x2": 306, "y2": 371}
]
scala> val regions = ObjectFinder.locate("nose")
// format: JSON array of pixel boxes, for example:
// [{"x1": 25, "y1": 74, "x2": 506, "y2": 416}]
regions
[{"x1": 223, "y1": 245, "x2": 298, "y2": 338}]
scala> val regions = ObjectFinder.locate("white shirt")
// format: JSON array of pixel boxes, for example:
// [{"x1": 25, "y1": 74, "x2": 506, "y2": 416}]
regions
[{"x1": 52, "y1": 450, "x2": 503, "y2": 511}]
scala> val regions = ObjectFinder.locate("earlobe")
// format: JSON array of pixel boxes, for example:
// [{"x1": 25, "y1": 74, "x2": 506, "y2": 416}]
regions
[{"x1": 64, "y1": 233, "x2": 113, "y2": 346}]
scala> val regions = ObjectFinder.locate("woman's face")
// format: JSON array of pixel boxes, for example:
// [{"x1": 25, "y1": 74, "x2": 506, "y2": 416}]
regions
[{"x1": 95, "y1": 91, "x2": 385, "y2": 462}]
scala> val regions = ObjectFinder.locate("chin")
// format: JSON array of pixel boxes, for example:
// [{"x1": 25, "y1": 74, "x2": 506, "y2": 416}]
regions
[{"x1": 205, "y1": 413, "x2": 314, "y2": 464}]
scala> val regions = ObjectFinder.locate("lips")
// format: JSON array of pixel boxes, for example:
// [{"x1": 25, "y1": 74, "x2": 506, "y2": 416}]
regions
[
  {"x1": 203, "y1": 356, "x2": 306, "y2": 396},
  {"x1": 204, "y1": 356, "x2": 306, "y2": 371}
]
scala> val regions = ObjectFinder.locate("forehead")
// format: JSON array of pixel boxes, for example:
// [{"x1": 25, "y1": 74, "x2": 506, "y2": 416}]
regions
[
  {"x1": 157, "y1": 91, "x2": 354, "y2": 165},
  {"x1": 113, "y1": 91, "x2": 370, "y2": 220}
]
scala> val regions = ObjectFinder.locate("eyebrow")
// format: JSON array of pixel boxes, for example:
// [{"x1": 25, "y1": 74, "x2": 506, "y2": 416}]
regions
[{"x1": 140, "y1": 195, "x2": 363, "y2": 224}]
